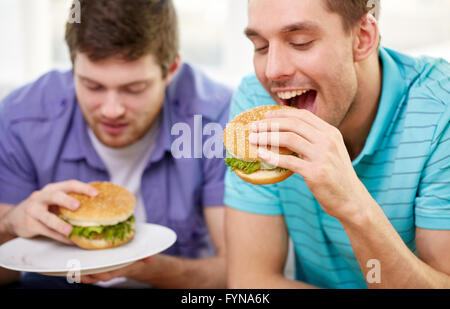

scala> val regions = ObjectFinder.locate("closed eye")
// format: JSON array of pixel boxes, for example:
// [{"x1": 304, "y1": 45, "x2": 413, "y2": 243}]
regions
[
  {"x1": 122, "y1": 83, "x2": 149, "y2": 95},
  {"x1": 291, "y1": 41, "x2": 314, "y2": 49},
  {"x1": 85, "y1": 84, "x2": 105, "y2": 92},
  {"x1": 80, "y1": 78, "x2": 105, "y2": 92},
  {"x1": 255, "y1": 45, "x2": 269, "y2": 53}
]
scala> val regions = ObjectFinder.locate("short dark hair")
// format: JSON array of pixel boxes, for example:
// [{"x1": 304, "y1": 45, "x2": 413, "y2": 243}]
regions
[
  {"x1": 65, "y1": 0, "x2": 179, "y2": 77},
  {"x1": 324, "y1": 0, "x2": 381, "y2": 32}
]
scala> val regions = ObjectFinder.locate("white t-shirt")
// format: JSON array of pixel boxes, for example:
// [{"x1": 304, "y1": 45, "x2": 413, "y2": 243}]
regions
[{"x1": 87, "y1": 117, "x2": 160, "y2": 288}]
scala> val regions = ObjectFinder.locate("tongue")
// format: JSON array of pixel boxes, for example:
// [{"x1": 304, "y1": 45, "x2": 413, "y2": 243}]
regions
[{"x1": 291, "y1": 91, "x2": 316, "y2": 112}]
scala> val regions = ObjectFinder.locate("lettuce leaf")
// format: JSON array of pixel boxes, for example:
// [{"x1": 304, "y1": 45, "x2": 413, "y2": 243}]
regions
[
  {"x1": 68, "y1": 215, "x2": 135, "y2": 242},
  {"x1": 225, "y1": 158, "x2": 261, "y2": 174},
  {"x1": 225, "y1": 157, "x2": 291, "y2": 174}
]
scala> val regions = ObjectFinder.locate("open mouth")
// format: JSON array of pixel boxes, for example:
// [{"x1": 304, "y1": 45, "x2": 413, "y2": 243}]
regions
[{"x1": 276, "y1": 89, "x2": 318, "y2": 113}]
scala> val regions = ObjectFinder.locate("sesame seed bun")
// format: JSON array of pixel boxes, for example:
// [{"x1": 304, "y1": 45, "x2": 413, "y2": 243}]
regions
[
  {"x1": 223, "y1": 105, "x2": 296, "y2": 161},
  {"x1": 60, "y1": 182, "x2": 136, "y2": 227},
  {"x1": 224, "y1": 105, "x2": 298, "y2": 185}
]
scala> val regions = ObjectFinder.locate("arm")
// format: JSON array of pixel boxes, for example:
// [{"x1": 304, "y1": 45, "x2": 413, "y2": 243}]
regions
[
  {"x1": 82, "y1": 206, "x2": 227, "y2": 289},
  {"x1": 342, "y1": 113, "x2": 450, "y2": 288},
  {"x1": 0, "y1": 204, "x2": 20, "y2": 286},
  {"x1": 0, "y1": 204, "x2": 15, "y2": 245},
  {"x1": 253, "y1": 108, "x2": 450, "y2": 288},
  {"x1": 0, "y1": 119, "x2": 98, "y2": 245},
  {"x1": 340, "y1": 199, "x2": 450, "y2": 288},
  {"x1": 0, "y1": 266, "x2": 20, "y2": 286},
  {"x1": 416, "y1": 228, "x2": 450, "y2": 276},
  {"x1": 226, "y1": 207, "x2": 316, "y2": 289},
  {"x1": 0, "y1": 182, "x2": 99, "y2": 286}
]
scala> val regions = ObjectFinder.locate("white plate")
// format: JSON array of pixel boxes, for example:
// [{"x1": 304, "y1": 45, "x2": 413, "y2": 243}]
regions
[{"x1": 0, "y1": 223, "x2": 176, "y2": 277}]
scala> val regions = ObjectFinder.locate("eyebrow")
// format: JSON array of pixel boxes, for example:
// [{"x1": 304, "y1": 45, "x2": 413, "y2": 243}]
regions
[
  {"x1": 280, "y1": 22, "x2": 320, "y2": 33},
  {"x1": 245, "y1": 21, "x2": 320, "y2": 38},
  {"x1": 77, "y1": 75, "x2": 151, "y2": 88}
]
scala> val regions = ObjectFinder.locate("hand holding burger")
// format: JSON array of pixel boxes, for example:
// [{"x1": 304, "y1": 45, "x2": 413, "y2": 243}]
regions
[
  {"x1": 0, "y1": 180, "x2": 99, "y2": 245},
  {"x1": 60, "y1": 182, "x2": 136, "y2": 250},
  {"x1": 244, "y1": 106, "x2": 369, "y2": 222},
  {"x1": 223, "y1": 105, "x2": 299, "y2": 185}
]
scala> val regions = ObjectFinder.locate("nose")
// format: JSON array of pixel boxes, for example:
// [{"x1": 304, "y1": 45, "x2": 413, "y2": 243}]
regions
[
  {"x1": 100, "y1": 91, "x2": 125, "y2": 119},
  {"x1": 265, "y1": 42, "x2": 295, "y2": 82}
]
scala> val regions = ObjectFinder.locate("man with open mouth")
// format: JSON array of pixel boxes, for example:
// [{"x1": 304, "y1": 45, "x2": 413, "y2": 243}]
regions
[{"x1": 225, "y1": 0, "x2": 450, "y2": 289}]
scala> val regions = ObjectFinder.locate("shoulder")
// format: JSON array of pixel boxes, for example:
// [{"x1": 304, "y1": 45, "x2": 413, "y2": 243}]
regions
[
  {"x1": 411, "y1": 57, "x2": 448, "y2": 106},
  {"x1": 0, "y1": 70, "x2": 76, "y2": 124},
  {"x1": 0, "y1": 70, "x2": 77, "y2": 150},
  {"x1": 166, "y1": 63, "x2": 233, "y2": 123},
  {"x1": 389, "y1": 48, "x2": 450, "y2": 112},
  {"x1": 395, "y1": 51, "x2": 450, "y2": 143}
]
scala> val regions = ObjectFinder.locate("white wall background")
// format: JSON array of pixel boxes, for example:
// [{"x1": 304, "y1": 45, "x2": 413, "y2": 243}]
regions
[
  {"x1": 0, "y1": 0, "x2": 449, "y2": 100},
  {"x1": 379, "y1": 0, "x2": 450, "y2": 58},
  {"x1": 0, "y1": 0, "x2": 449, "y2": 99}
]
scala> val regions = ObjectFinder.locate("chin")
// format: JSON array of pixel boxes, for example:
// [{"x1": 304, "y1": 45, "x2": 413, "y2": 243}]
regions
[
  {"x1": 106, "y1": 138, "x2": 137, "y2": 148},
  {"x1": 95, "y1": 132, "x2": 134, "y2": 148}
]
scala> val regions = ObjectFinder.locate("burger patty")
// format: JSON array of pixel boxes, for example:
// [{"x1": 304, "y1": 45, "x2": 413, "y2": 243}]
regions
[{"x1": 67, "y1": 215, "x2": 135, "y2": 241}]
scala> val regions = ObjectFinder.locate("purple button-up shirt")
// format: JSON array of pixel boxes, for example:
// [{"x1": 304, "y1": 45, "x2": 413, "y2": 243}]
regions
[{"x1": 0, "y1": 63, "x2": 232, "y2": 258}]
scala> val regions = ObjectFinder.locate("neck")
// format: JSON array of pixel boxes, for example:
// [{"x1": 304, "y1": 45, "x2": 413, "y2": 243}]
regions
[{"x1": 338, "y1": 53, "x2": 383, "y2": 161}]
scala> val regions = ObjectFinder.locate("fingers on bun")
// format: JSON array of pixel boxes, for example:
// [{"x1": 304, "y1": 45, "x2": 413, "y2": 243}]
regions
[
  {"x1": 60, "y1": 182, "x2": 136, "y2": 250},
  {"x1": 223, "y1": 105, "x2": 298, "y2": 185}
]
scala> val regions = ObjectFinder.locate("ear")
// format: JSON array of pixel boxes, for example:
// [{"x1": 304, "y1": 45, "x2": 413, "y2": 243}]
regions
[
  {"x1": 353, "y1": 14, "x2": 380, "y2": 62},
  {"x1": 164, "y1": 55, "x2": 181, "y2": 85}
]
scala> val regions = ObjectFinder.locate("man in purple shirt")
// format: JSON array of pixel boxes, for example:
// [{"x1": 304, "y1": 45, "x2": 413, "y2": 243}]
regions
[{"x1": 0, "y1": 0, "x2": 231, "y2": 288}]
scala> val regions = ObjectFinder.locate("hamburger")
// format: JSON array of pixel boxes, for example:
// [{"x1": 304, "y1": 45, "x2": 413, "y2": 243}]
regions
[
  {"x1": 60, "y1": 182, "x2": 136, "y2": 250},
  {"x1": 223, "y1": 105, "x2": 298, "y2": 185}
]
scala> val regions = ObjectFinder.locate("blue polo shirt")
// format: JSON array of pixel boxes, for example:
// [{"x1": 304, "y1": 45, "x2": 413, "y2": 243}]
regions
[
  {"x1": 0, "y1": 63, "x2": 232, "y2": 258},
  {"x1": 224, "y1": 47, "x2": 450, "y2": 288}
]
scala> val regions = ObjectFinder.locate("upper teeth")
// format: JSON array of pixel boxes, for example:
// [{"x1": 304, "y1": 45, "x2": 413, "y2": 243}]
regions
[{"x1": 277, "y1": 90, "x2": 310, "y2": 100}]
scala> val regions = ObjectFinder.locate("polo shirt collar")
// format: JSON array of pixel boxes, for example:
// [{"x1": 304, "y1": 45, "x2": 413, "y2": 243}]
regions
[
  {"x1": 352, "y1": 47, "x2": 408, "y2": 165},
  {"x1": 146, "y1": 94, "x2": 173, "y2": 166}
]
